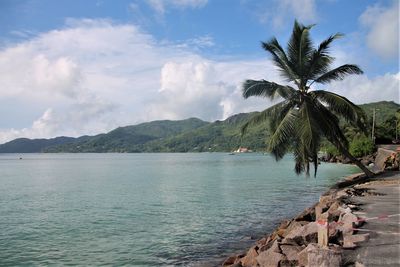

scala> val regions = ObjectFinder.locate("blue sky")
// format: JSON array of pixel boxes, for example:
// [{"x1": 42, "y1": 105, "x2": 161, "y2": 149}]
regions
[{"x1": 0, "y1": 0, "x2": 398, "y2": 142}]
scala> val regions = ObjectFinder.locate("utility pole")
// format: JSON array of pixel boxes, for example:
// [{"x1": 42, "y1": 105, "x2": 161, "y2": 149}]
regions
[
  {"x1": 372, "y1": 108, "x2": 376, "y2": 143},
  {"x1": 371, "y1": 108, "x2": 380, "y2": 144}
]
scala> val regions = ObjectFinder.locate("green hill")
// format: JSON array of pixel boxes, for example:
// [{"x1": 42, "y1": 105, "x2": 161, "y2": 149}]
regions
[
  {"x1": 44, "y1": 118, "x2": 209, "y2": 153},
  {"x1": 0, "y1": 101, "x2": 398, "y2": 153},
  {"x1": 137, "y1": 112, "x2": 269, "y2": 152},
  {"x1": 359, "y1": 101, "x2": 400, "y2": 124},
  {"x1": 0, "y1": 136, "x2": 86, "y2": 153}
]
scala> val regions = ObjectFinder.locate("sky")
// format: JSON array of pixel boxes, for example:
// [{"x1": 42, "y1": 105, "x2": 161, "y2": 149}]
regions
[{"x1": 0, "y1": 0, "x2": 399, "y2": 143}]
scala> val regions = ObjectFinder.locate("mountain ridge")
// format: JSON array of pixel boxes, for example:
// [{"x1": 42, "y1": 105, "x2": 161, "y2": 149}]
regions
[{"x1": 1, "y1": 101, "x2": 398, "y2": 153}]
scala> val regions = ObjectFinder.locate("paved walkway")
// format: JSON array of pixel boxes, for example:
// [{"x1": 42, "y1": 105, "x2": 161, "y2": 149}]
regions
[
  {"x1": 343, "y1": 172, "x2": 400, "y2": 266},
  {"x1": 377, "y1": 145, "x2": 400, "y2": 152}
]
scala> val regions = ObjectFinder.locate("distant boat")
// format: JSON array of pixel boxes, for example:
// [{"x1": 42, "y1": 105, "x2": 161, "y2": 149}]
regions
[{"x1": 232, "y1": 147, "x2": 253, "y2": 153}]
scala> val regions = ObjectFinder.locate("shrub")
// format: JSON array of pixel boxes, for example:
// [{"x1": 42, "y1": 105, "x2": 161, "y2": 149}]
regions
[
  {"x1": 349, "y1": 135, "x2": 375, "y2": 157},
  {"x1": 325, "y1": 144, "x2": 340, "y2": 157}
]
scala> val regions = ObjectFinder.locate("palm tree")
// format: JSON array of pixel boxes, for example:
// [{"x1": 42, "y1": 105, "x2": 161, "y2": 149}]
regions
[{"x1": 241, "y1": 21, "x2": 374, "y2": 177}]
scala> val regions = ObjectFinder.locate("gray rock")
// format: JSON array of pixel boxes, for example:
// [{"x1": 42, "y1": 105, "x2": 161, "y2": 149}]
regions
[
  {"x1": 297, "y1": 244, "x2": 316, "y2": 266},
  {"x1": 222, "y1": 255, "x2": 238, "y2": 266},
  {"x1": 343, "y1": 233, "x2": 370, "y2": 248},
  {"x1": 338, "y1": 212, "x2": 359, "y2": 236},
  {"x1": 259, "y1": 239, "x2": 280, "y2": 253},
  {"x1": 280, "y1": 244, "x2": 303, "y2": 262},
  {"x1": 284, "y1": 222, "x2": 318, "y2": 245},
  {"x1": 307, "y1": 244, "x2": 342, "y2": 267},
  {"x1": 256, "y1": 250, "x2": 286, "y2": 267},
  {"x1": 240, "y1": 246, "x2": 258, "y2": 267}
]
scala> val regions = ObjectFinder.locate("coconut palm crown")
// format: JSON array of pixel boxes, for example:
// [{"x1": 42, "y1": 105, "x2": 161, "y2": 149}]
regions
[{"x1": 242, "y1": 21, "x2": 374, "y2": 177}]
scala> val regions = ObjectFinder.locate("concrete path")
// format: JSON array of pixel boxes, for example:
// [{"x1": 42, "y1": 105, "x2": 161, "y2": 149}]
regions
[
  {"x1": 343, "y1": 172, "x2": 400, "y2": 266},
  {"x1": 377, "y1": 145, "x2": 400, "y2": 152}
]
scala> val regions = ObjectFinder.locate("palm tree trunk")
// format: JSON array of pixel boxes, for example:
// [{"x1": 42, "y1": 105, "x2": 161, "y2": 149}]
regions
[{"x1": 336, "y1": 142, "x2": 375, "y2": 177}]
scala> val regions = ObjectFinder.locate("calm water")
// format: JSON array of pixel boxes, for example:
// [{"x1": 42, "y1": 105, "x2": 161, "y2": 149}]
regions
[{"x1": 0, "y1": 153, "x2": 357, "y2": 266}]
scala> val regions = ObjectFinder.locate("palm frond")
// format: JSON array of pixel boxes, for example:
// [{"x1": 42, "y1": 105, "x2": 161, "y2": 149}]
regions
[
  {"x1": 268, "y1": 108, "x2": 298, "y2": 160},
  {"x1": 295, "y1": 97, "x2": 329, "y2": 176},
  {"x1": 262, "y1": 38, "x2": 299, "y2": 83},
  {"x1": 298, "y1": 100, "x2": 321, "y2": 152},
  {"x1": 287, "y1": 20, "x2": 315, "y2": 83},
  {"x1": 310, "y1": 97, "x2": 350, "y2": 148},
  {"x1": 242, "y1": 79, "x2": 295, "y2": 100},
  {"x1": 240, "y1": 106, "x2": 275, "y2": 136},
  {"x1": 306, "y1": 33, "x2": 343, "y2": 81},
  {"x1": 314, "y1": 64, "x2": 363, "y2": 84},
  {"x1": 293, "y1": 142, "x2": 306, "y2": 175},
  {"x1": 310, "y1": 90, "x2": 368, "y2": 132},
  {"x1": 292, "y1": 142, "x2": 319, "y2": 177},
  {"x1": 241, "y1": 100, "x2": 295, "y2": 135}
]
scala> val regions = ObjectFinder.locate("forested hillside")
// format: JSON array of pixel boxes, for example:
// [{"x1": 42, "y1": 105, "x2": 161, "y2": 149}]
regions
[{"x1": 0, "y1": 101, "x2": 398, "y2": 153}]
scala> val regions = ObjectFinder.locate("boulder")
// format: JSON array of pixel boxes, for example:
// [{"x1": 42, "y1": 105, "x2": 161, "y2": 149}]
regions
[
  {"x1": 328, "y1": 222, "x2": 341, "y2": 244},
  {"x1": 280, "y1": 244, "x2": 303, "y2": 262},
  {"x1": 334, "y1": 189, "x2": 349, "y2": 199},
  {"x1": 307, "y1": 244, "x2": 342, "y2": 267},
  {"x1": 256, "y1": 236, "x2": 269, "y2": 247},
  {"x1": 223, "y1": 255, "x2": 241, "y2": 266},
  {"x1": 284, "y1": 222, "x2": 318, "y2": 245},
  {"x1": 319, "y1": 195, "x2": 334, "y2": 210},
  {"x1": 299, "y1": 243, "x2": 342, "y2": 267},
  {"x1": 240, "y1": 246, "x2": 258, "y2": 267},
  {"x1": 375, "y1": 148, "x2": 395, "y2": 170},
  {"x1": 297, "y1": 245, "x2": 310, "y2": 266},
  {"x1": 259, "y1": 239, "x2": 280, "y2": 253},
  {"x1": 361, "y1": 155, "x2": 374, "y2": 166},
  {"x1": 338, "y1": 212, "x2": 359, "y2": 235},
  {"x1": 279, "y1": 220, "x2": 309, "y2": 238},
  {"x1": 256, "y1": 250, "x2": 286, "y2": 267},
  {"x1": 342, "y1": 158, "x2": 352, "y2": 164},
  {"x1": 280, "y1": 238, "x2": 301, "y2": 246},
  {"x1": 278, "y1": 219, "x2": 291, "y2": 229},
  {"x1": 343, "y1": 233, "x2": 370, "y2": 248},
  {"x1": 326, "y1": 201, "x2": 342, "y2": 219},
  {"x1": 294, "y1": 206, "x2": 316, "y2": 222}
]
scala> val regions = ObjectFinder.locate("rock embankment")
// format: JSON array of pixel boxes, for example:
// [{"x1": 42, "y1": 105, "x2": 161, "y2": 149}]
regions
[
  {"x1": 319, "y1": 153, "x2": 375, "y2": 166},
  {"x1": 221, "y1": 174, "x2": 380, "y2": 267}
]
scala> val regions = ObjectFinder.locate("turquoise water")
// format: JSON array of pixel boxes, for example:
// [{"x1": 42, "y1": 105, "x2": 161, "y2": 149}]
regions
[{"x1": 0, "y1": 153, "x2": 357, "y2": 266}]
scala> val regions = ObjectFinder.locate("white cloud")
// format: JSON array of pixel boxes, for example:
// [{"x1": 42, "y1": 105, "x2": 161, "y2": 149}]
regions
[
  {"x1": 0, "y1": 109, "x2": 57, "y2": 144},
  {"x1": 359, "y1": 2, "x2": 399, "y2": 59},
  {"x1": 148, "y1": 58, "x2": 282, "y2": 121},
  {"x1": 0, "y1": 98, "x2": 117, "y2": 144},
  {"x1": 257, "y1": 0, "x2": 317, "y2": 28},
  {"x1": 149, "y1": 60, "x2": 229, "y2": 121},
  {"x1": 147, "y1": 0, "x2": 208, "y2": 14},
  {"x1": 0, "y1": 18, "x2": 397, "y2": 144},
  {"x1": 325, "y1": 73, "x2": 400, "y2": 104}
]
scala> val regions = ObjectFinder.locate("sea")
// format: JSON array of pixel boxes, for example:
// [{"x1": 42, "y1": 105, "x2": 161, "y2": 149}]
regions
[{"x1": 0, "y1": 153, "x2": 357, "y2": 266}]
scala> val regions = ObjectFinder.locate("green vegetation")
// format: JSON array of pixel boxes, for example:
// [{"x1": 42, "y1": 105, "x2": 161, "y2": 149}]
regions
[
  {"x1": 45, "y1": 118, "x2": 209, "y2": 153},
  {"x1": 0, "y1": 102, "x2": 398, "y2": 154},
  {"x1": 0, "y1": 136, "x2": 84, "y2": 153},
  {"x1": 139, "y1": 113, "x2": 269, "y2": 152},
  {"x1": 241, "y1": 21, "x2": 373, "y2": 176},
  {"x1": 349, "y1": 135, "x2": 374, "y2": 157}
]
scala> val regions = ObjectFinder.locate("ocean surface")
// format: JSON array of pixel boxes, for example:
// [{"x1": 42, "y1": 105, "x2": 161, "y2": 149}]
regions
[{"x1": 0, "y1": 153, "x2": 357, "y2": 266}]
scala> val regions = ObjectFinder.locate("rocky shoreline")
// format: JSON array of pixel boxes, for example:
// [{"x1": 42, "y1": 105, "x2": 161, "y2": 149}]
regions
[
  {"x1": 319, "y1": 153, "x2": 375, "y2": 166},
  {"x1": 220, "y1": 170, "x2": 399, "y2": 267}
]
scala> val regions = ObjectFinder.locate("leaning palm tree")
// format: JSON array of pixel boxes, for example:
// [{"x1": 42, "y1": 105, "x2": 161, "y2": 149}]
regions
[{"x1": 242, "y1": 21, "x2": 374, "y2": 177}]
